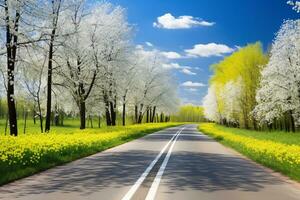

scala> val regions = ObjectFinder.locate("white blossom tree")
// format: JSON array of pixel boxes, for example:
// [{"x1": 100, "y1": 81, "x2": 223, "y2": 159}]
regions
[
  {"x1": 0, "y1": 0, "x2": 46, "y2": 135},
  {"x1": 253, "y1": 19, "x2": 300, "y2": 131},
  {"x1": 203, "y1": 85, "x2": 221, "y2": 123}
]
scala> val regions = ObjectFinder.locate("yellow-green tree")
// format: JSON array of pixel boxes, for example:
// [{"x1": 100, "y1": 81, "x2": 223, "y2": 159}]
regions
[{"x1": 209, "y1": 42, "x2": 268, "y2": 128}]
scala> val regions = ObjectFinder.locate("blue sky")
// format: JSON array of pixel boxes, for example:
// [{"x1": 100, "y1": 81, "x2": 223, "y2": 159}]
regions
[{"x1": 108, "y1": 0, "x2": 299, "y2": 105}]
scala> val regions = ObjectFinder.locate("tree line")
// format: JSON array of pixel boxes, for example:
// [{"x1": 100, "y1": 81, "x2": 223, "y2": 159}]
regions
[
  {"x1": 203, "y1": 16, "x2": 300, "y2": 132},
  {"x1": 0, "y1": 0, "x2": 179, "y2": 136},
  {"x1": 171, "y1": 105, "x2": 205, "y2": 122}
]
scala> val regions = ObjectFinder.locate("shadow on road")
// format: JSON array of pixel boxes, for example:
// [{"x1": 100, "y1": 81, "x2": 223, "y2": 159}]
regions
[
  {"x1": 0, "y1": 150, "x2": 157, "y2": 199},
  {"x1": 163, "y1": 151, "x2": 283, "y2": 193}
]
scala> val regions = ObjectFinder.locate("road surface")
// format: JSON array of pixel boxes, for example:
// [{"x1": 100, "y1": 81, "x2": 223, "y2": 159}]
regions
[{"x1": 0, "y1": 124, "x2": 300, "y2": 200}]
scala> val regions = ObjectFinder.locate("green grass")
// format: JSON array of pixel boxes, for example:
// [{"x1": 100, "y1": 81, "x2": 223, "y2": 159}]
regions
[
  {"x1": 0, "y1": 122, "x2": 182, "y2": 185},
  {"x1": 210, "y1": 124, "x2": 300, "y2": 145},
  {"x1": 199, "y1": 123, "x2": 300, "y2": 182},
  {"x1": 0, "y1": 117, "x2": 138, "y2": 135}
]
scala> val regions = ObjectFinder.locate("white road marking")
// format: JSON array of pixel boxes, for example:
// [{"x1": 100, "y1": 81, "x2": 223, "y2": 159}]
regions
[
  {"x1": 145, "y1": 127, "x2": 185, "y2": 200},
  {"x1": 151, "y1": 133, "x2": 203, "y2": 137},
  {"x1": 121, "y1": 126, "x2": 184, "y2": 200}
]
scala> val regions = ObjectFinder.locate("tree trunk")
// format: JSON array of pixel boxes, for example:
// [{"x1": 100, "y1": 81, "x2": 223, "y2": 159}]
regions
[
  {"x1": 5, "y1": 3, "x2": 19, "y2": 136},
  {"x1": 151, "y1": 106, "x2": 156, "y2": 123},
  {"x1": 134, "y1": 104, "x2": 138, "y2": 123},
  {"x1": 80, "y1": 100, "x2": 86, "y2": 129},
  {"x1": 110, "y1": 100, "x2": 116, "y2": 126},
  {"x1": 146, "y1": 107, "x2": 149, "y2": 123},
  {"x1": 60, "y1": 112, "x2": 64, "y2": 126},
  {"x1": 160, "y1": 113, "x2": 163, "y2": 122},
  {"x1": 23, "y1": 110, "x2": 27, "y2": 134},
  {"x1": 5, "y1": 114, "x2": 8, "y2": 136},
  {"x1": 98, "y1": 115, "x2": 101, "y2": 128},
  {"x1": 290, "y1": 110, "x2": 296, "y2": 132},
  {"x1": 45, "y1": 34, "x2": 54, "y2": 132},
  {"x1": 138, "y1": 104, "x2": 144, "y2": 123},
  {"x1": 54, "y1": 112, "x2": 59, "y2": 126},
  {"x1": 89, "y1": 115, "x2": 93, "y2": 128},
  {"x1": 104, "y1": 93, "x2": 111, "y2": 126},
  {"x1": 45, "y1": 0, "x2": 61, "y2": 132},
  {"x1": 122, "y1": 102, "x2": 126, "y2": 126},
  {"x1": 105, "y1": 106, "x2": 111, "y2": 126},
  {"x1": 149, "y1": 106, "x2": 152, "y2": 123},
  {"x1": 33, "y1": 109, "x2": 36, "y2": 124},
  {"x1": 37, "y1": 98, "x2": 43, "y2": 133}
]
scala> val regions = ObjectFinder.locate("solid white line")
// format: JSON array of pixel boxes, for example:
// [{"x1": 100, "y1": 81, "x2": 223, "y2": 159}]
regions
[
  {"x1": 121, "y1": 126, "x2": 183, "y2": 200},
  {"x1": 145, "y1": 127, "x2": 185, "y2": 200}
]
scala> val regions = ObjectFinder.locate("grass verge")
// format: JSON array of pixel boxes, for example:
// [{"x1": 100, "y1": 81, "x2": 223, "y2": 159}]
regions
[
  {"x1": 0, "y1": 123, "x2": 182, "y2": 185},
  {"x1": 199, "y1": 123, "x2": 300, "y2": 182}
]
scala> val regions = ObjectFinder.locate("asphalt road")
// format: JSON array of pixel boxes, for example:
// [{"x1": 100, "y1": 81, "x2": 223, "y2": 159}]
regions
[{"x1": 1, "y1": 124, "x2": 300, "y2": 200}]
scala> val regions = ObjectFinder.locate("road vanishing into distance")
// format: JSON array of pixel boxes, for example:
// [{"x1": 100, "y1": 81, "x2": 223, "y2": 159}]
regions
[{"x1": 1, "y1": 125, "x2": 300, "y2": 200}]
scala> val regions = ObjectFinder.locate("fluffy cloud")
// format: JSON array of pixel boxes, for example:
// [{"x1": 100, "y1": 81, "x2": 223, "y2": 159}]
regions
[
  {"x1": 181, "y1": 81, "x2": 206, "y2": 87},
  {"x1": 181, "y1": 68, "x2": 196, "y2": 75},
  {"x1": 185, "y1": 43, "x2": 234, "y2": 57},
  {"x1": 153, "y1": 13, "x2": 214, "y2": 29},
  {"x1": 161, "y1": 51, "x2": 182, "y2": 59}
]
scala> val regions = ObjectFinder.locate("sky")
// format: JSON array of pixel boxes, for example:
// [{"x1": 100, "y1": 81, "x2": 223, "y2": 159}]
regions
[{"x1": 107, "y1": 0, "x2": 299, "y2": 105}]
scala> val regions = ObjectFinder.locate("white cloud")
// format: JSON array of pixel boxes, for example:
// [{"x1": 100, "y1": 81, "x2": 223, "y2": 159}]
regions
[
  {"x1": 145, "y1": 42, "x2": 153, "y2": 47},
  {"x1": 136, "y1": 44, "x2": 144, "y2": 50},
  {"x1": 181, "y1": 68, "x2": 196, "y2": 75},
  {"x1": 181, "y1": 81, "x2": 206, "y2": 87},
  {"x1": 162, "y1": 63, "x2": 195, "y2": 75},
  {"x1": 185, "y1": 88, "x2": 198, "y2": 92},
  {"x1": 185, "y1": 43, "x2": 234, "y2": 57},
  {"x1": 153, "y1": 13, "x2": 214, "y2": 29},
  {"x1": 162, "y1": 63, "x2": 181, "y2": 69},
  {"x1": 161, "y1": 51, "x2": 182, "y2": 59}
]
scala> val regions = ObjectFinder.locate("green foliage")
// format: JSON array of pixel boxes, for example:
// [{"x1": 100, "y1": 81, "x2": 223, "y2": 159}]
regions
[{"x1": 171, "y1": 105, "x2": 205, "y2": 122}]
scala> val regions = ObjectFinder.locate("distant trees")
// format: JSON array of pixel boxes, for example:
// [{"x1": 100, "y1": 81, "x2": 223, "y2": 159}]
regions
[
  {"x1": 0, "y1": 0, "x2": 180, "y2": 135},
  {"x1": 172, "y1": 105, "x2": 204, "y2": 122}
]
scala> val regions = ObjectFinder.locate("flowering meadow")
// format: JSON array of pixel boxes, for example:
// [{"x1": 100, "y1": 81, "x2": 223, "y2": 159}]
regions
[
  {"x1": 199, "y1": 123, "x2": 300, "y2": 181},
  {"x1": 0, "y1": 123, "x2": 181, "y2": 185}
]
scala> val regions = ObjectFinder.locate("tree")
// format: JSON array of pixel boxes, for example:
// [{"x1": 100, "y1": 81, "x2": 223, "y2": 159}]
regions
[
  {"x1": 253, "y1": 20, "x2": 300, "y2": 131},
  {"x1": 55, "y1": 1, "x2": 131, "y2": 128},
  {"x1": 20, "y1": 46, "x2": 47, "y2": 133},
  {"x1": 203, "y1": 85, "x2": 222, "y2": 123},
  {"x1": 0, "y1": 0, "x2": 45, "y2": 136},
  {"x1": 45, "y1": 0, "x2": 64, "y2": 132},
  {"x1": 204, "y1": 43, "x2": 268, "y2": 128},
  {"x1": 129, "y1": 48, "x2": 172, "y2": 124}
]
